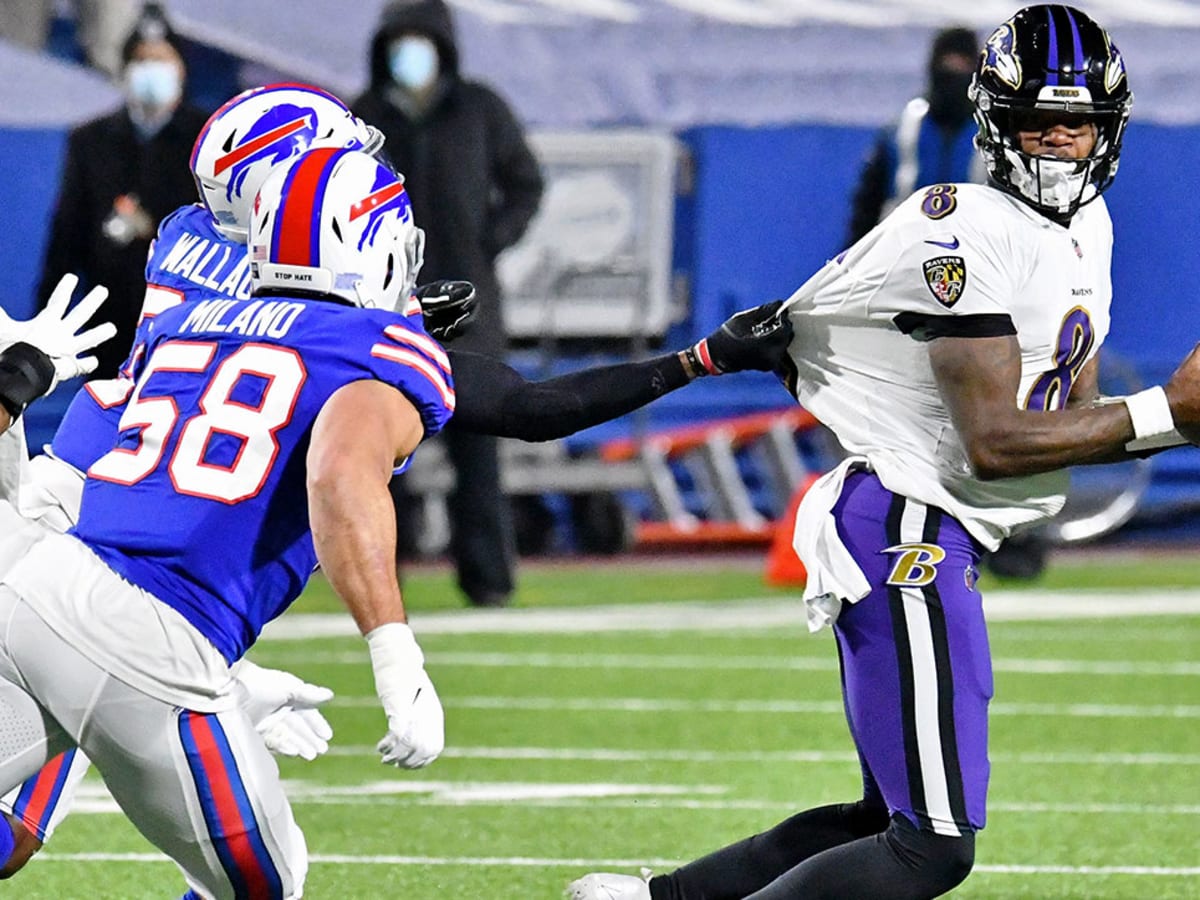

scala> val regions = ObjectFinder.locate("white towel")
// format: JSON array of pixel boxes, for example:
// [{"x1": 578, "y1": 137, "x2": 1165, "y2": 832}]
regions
[{"x1": 793, "y1": 456, "x2": 873, "y2": 632}]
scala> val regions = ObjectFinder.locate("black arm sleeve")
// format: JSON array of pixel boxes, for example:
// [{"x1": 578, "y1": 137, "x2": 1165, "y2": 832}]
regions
[{"x1": 447, "y1": 349, "x2": 691, "y2": 441}]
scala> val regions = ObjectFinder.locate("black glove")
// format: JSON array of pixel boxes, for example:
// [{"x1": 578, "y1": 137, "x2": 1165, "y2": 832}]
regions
[
  {"x1": 684, "y1": 300, "x2": 793, "y2": 376},
  {"x1": 0, "y1": 341, "x2": 56, "y2": 420},
  {"x1": 416, "y1": 280, "x2": 478, "y2": 342}
]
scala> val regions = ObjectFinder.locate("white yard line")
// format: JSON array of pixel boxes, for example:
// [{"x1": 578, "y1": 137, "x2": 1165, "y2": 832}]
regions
[
  {"x1": 261, "y1": 590, "x2": 1200, "y2": 641},
  {"x1": 324, "y1": 694, "x2": 1200, "y2": 719},
  {"x1": 32, "y1": 852, "x2": 1200, "y2": 877},
  {"x1": 254, "y1": 649, "x2": 1200, "y2": 677},
  {"x1": 63, "y1": 777, "x2": 1200, "y2": 816},
  {"x1": 313, "y1": 746, "x2": 1200, "y2": 765}
]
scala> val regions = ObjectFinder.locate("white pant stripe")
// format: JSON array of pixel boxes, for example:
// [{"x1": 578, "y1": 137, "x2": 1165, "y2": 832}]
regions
[{"x1": 899, "y1": 499, "x2": 960, "y2": 836}]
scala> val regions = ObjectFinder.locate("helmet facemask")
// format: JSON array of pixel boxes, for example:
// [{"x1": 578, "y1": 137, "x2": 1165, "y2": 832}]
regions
[{"x1": 971, "y1": 80, "x2": 1131, "y2": 216}]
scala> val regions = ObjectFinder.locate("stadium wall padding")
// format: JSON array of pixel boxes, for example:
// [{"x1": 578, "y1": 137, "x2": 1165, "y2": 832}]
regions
[{"x1": 3, "y1": 120, "x2": 1199, "y2": 525}]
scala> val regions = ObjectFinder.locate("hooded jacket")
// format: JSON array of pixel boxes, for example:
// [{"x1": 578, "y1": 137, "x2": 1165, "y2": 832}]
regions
[{"x1": 353, "y1": 0, "x2": 544, "y2": 355}]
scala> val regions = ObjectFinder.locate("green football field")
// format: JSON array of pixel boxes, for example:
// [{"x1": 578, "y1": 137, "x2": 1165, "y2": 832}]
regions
[{"x1": 13, "y1": 553, "x2": 1200, "y2": 899}]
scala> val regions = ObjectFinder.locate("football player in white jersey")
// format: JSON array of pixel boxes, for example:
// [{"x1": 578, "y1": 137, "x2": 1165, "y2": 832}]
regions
[{"x1": 569, "y1": 6, "x2": 1200, "y2": 900}]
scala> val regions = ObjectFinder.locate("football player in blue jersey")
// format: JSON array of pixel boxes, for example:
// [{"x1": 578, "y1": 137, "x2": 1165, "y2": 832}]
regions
[
  {"x1": 0, "y1": 148, "x2": 452, "y2": 898},
  {"x1": 0, "y1": 81, "x2": 794, "y2": 883},
  {"x1": 0, "y1": 86, "x2": 386, "y2": 879}
]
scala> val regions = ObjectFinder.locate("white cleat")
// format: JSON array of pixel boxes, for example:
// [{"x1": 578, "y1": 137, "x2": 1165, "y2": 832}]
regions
[{"x1": 565, "y1": 869, "x2": 652, "y2": 900}]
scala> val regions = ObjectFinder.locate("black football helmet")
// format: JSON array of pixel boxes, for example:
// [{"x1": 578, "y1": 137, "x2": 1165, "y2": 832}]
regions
[{"x1": 969, "y1": 5, "x2": 1133, "y2": 217}]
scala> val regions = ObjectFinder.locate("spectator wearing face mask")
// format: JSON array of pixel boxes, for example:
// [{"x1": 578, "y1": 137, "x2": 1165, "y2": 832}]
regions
[
  {"x1": 353, "y1": 0, "x2": 544, "y2": 609},
  {"x1": 35, "y1": 3, "x2": 208, "y2": 379},
  {"x1": 845, "y1": 26, "x2": 983, "y2": 246}
]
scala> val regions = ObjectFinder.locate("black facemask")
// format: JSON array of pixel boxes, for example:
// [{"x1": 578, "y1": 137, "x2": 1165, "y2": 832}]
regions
[{"x1": 927, "y1": 70, "x2": 975, "y2": 127}]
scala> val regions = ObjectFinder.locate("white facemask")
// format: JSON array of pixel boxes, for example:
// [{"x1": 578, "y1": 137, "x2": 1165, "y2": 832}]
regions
[
  {"x1": 125, "y1": 60, "x2": 182, "y2": 109},
  {"x1": 389, "y1": 35, "x2": 439, "y2": 92},
  {"x1": 1005, "y1": 149, "x2": 1095, "y2": 215}
]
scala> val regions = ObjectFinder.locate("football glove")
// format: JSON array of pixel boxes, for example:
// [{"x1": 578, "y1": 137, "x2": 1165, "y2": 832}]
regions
[
  {"x1": 367, "y1": 622, "x2": 444, "y2": 769},
  {"x1": 234, "y1": 659, "x2": 335, "y2": 761},
  {"x1": 416, "y1": 280, "x2": 477, "y2": 342},
  {"x1": 0, "y1": 274, "x2": 116, "y2": 384},
  {"x1": 685, "y1": 300, "x2": 793, "y2": 376}
]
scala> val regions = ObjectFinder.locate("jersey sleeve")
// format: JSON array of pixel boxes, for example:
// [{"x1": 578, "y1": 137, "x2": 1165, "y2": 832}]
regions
[{"x1": 362, "y1": 316, "x2": 455, "y2": 439}]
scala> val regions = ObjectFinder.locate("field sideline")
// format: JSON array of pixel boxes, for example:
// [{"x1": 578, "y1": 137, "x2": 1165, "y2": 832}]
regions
[{"x1": 13, "y1": 552, "x2": 1200, "y2": 898}]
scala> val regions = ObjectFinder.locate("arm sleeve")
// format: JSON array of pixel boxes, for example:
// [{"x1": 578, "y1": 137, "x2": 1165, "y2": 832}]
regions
[
  {"x1": 447, "y1": 349, "x2": 691, "y2": 442},
  {"x1": 483, "y1": 91, "x2": 544, "y2": 257}
]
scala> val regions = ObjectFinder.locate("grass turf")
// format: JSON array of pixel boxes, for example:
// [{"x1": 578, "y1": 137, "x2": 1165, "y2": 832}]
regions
[{"x1": 13, "y1": 552, "x2": 1200, "y2": 898}]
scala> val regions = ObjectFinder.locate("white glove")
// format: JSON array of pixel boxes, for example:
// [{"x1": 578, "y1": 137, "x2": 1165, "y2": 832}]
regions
[
  {"x1": 367, "y1": 622, "x2": 444, "y2": 769},
  {"x1": 0, "y1": 274, "x2": 116, "y2": 384},
  {"x1": 234, "y1": 659, "x2": 335, "y2": 761}
]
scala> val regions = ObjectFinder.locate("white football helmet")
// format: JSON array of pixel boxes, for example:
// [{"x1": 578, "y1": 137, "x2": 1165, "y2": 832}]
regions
[
  {"x1": 190, "y1": 83, "x2": 384, "y2": 241},
  {"x1": 249, "y1": 148, "x2": 425, "y2": 313}
]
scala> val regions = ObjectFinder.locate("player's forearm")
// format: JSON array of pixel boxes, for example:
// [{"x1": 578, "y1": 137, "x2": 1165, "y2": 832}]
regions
[
  {"x1": 960, "y1": 404, "x2": 1140, "y2": 478},
  {"x1": 448, "y1": 349, "x2": 691, "y2": 442},
  {"x1": 308, "y1": 383, "x2": 425, "y2": 635},
  {"x1": 309, "y1": 464, "x2": 407, "y2": 633}
]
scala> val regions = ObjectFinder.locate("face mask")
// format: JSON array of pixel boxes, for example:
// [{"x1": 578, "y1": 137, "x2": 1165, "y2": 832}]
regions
[
  {"x1": 927, "y1": 70, "x2": 975, "y2": 127},
  {"x1": 389, "y1": 35, "x2": 439, "y2": 91},
  {"x1": 125, "y1": 60, "x2": 182, "y2": 109}
]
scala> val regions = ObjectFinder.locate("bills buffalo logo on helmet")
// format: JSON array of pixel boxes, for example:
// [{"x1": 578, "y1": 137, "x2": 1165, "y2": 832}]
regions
[
  {"x1": 922, "y1": 256, "x2": 967, "y2": 308},
  {"x1": 982, "y1": 20, "x2": 1022, "y2": 90},
  {"x1": 214, "y1": 104, "x2": 320, "y2": 203},
  {"x1": 350, "y1": 167, "x2": 413, "y2": 252}
]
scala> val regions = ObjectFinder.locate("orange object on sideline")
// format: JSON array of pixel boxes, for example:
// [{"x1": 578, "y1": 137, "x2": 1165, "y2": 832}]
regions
[{"x1": 764, "y1": 473, "x2": 821, "y2": 586}]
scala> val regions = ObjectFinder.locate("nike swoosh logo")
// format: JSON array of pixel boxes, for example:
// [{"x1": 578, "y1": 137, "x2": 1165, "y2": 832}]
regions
[{"x1": 925, "y1": 237, "x2": 960, "y2": 250}]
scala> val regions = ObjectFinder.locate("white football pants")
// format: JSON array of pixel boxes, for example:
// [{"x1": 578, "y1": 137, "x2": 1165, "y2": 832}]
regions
[{"x1": 0, "y1": 584, "x2": 307, "y2": 899}]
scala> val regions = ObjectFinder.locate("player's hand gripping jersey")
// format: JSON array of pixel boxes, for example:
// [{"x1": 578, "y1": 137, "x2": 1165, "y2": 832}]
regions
[
  {"x1": 783, "y1": 181, "x2": 1113, "y2": 549},
  {"x1": 72, "y1": 295, "x2": 454, "y2": 663}
]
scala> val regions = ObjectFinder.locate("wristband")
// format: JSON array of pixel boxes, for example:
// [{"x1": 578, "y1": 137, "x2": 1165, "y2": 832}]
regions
[
  {"x1": 1122, "y1": 386, "x2": 1175, "y2": 441},
  {"x1": 684, "y1": 340, "x2": 719, "y2": 378},
  {"x1": 366, "y1": 622, "x2": 424, "y2": 689}
]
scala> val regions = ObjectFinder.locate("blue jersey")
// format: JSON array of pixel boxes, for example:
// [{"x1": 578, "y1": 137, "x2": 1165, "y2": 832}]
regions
[
  {"x1": 50, "y1": 203, "x2": 424, "y2": 475},
  {"x1": 72, "y1": 295, "x2": 455, "y2": 663},
  {"x1": 146, "y1": 203, "x2": 253, "y2": 306}
]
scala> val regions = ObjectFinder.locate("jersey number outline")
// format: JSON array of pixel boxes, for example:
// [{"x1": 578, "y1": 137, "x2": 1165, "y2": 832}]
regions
[
  {"x1": 88, "y1": 341, "x2": 307, "y2": 504},
  {"x1": 1024, "y1": 306, "x2": 1094, "y2": 411}
]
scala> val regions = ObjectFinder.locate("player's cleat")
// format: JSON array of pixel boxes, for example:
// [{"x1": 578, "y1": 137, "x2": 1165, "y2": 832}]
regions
[{"x1": 565, "y1": 869, "x2": 652, "y2": 900}]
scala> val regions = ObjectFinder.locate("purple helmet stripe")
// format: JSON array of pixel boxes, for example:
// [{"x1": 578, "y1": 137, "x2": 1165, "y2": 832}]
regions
[{"x1": 1045, "y1": 5, "x2": 1060, "y2": 86}]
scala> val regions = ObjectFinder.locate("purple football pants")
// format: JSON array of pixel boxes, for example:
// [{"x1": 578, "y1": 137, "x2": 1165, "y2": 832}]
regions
[{"x1": 831, "y1": 470, "x2": 993, "y2": 835}]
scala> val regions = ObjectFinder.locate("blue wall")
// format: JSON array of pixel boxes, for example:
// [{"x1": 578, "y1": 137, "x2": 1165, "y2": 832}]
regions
[
  {"x1": 0, "y1": 128, "x2": 67, "y2": 321},
  {"x1": 4, "y1": 119, "x2": 1200, "y2": 525}
]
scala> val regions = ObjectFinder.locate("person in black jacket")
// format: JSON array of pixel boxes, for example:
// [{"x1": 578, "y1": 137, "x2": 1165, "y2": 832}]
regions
[
  {"x1": 844, "y1": 27, "x2": 981, "y2": 248},
  {"x1": 36, "y1": 5, "x2": 208, "y2": 380},
  {"x1": 354, "y1": 0, "x2": 544, "y2": 608}
]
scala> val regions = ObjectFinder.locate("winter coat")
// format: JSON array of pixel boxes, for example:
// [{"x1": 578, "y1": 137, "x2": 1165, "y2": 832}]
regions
[
  {"x1": 353, "y1": 0, "x2": 543, "y2": 355},
  {"x1": 38, "y1": 103, "x2": 209, "y2": 378}
]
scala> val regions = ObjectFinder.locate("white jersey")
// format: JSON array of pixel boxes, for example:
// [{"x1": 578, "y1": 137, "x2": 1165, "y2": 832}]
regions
[{"x1": 784, "y1": 182, "x2": 1113, "y2": 550}]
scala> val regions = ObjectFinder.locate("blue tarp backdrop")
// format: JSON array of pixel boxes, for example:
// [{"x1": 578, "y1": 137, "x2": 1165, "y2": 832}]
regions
[
  {"x1": 4, "y1": 120, "x2": 1200, "y2": 481},
  {"x1": 4, "y1": 0, "x2": 1200, "y2": 533}
]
